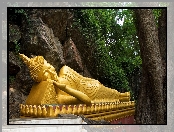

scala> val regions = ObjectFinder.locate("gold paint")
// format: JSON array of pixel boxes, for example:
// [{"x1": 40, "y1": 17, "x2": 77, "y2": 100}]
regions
[
  {"x1": 21, "y1": 104, "x2": 25, "y2": 115},
  {"x1": 78, "y1": 104, "x2": 83, "y2": 115},
  {"x1": 111, "y1": 102, "x2": 114, "y2": 110},
  {"x1": 25, "y1": 105, "x2": 29, "y2": 116},
  {"x1": 25, "y1": 81, "x2": 57, "y2": 105},
  {"x1": 33, "y1": 105, "x2": 37, "y2": 117},
  {"x1": 19, "y1": 54, "x2": 131, "y2": 106},
  {"x1": 106, "y1": 103, "x2": 109, "y2": 111},
  {"x1": 86, "y1": 105, "x2": 91, "y2": 114},
  {"x1": 37, "y1": 105, "x2": 42, "y2": 117},
  {"x1": 91, "y1": 104, "x2": 95, "y2": 113},
  {"x1": 29, "y1": 105, "x2": 33, "y2": 116},
  {"x1": 101, "y1": 103, "x2": 105, "y2": 112},
  {"x1": 19, "y1": 54, "x2": 135, "y2": 120},
  {"x1": 55, "y1": 106, "x2": 61, "y2": 116},
  {"x1": 42, "y1": 105, "x2": 47, "y2": 117},
  {"x1": 72, "y1": 105, "x2": 78, "y2": 115},
  {"x1": 67, "y1": 105, "x2": 72, "y2": 114},
  {"x1": 95, "y1": 103, "x2": 99, "y2": 113},
  {"x1": 47, "y1": 105, "x2": 54, "y2": 117},
  {"x1": 83, "y1": 104, "x2": 87, "y2": 114},
  {"x1": 20, "y1": 103, "x2": 135, "y2": 122},
  {"x1": 62, "y1": 105, "x2": 67, "y2": 114}
]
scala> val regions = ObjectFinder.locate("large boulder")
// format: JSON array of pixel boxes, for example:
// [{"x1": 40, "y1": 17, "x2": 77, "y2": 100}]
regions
[
  {"x1": 63, "y1": 38, "x2": 84, "y2": 73},
  {"x1": 70, "y1": 26, "x2": 97, "y2": 79},
  {"x1": 27, "y1": 9, "x2": 73, "y2": 44},
  {"x1": 22, "y1": 9, "x2": 92, "y2": 77},
  {"x1": 21, "y1": 17, "x2": 65, "y2": 72},
  {"x1": 63, "y1": 38, "x2": 92, "y2": 77}
]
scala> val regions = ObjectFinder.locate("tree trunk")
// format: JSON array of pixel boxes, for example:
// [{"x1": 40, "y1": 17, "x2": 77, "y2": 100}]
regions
[
  {"x1": 134, "y1": 9, "x2": 165, "y2": 124},
  {"x1": 158, "y1": 9, "x2": 167, "y2": 62},
  {"x1": 158, "y1": 9, "x2": 167, "y2": 124}
]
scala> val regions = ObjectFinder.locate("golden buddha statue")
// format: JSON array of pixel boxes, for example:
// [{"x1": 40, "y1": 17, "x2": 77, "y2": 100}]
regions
[{"x1": 19, "y1": 54, "x2": 130, "y2": 106}]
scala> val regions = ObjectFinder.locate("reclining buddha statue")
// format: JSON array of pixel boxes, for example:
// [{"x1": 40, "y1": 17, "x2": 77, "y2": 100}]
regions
[{"x1": 19, "y1": 54, "x2": 130, "y2": 106}]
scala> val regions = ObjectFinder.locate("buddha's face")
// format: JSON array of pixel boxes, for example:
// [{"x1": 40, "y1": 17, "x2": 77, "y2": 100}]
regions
[
  {"x1": 20, "y1": 54, "x2": 58, "y2": 82},
  {"x1": 36, "y1": 60, "x2": 58, "y2": 82},
  {"x1": 43, "y1": 60, "x2": 56, "y2": 72}
]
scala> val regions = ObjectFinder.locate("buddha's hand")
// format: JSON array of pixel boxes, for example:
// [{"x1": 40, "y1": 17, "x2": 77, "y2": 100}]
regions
[
  {"x1": 47, "y1": 79, "x2": 63, "y2": 87},
  {"x1": 53, "y1": 81, "x2": 91, "y2": 105},
  {"x1": 52, "y1": 81, "x2": 66, "y2": 89}
]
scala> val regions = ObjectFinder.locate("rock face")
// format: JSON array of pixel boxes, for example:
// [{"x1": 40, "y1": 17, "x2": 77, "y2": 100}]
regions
[
  {"x1": 9, "y1": 52, "x2": 21, "y2": 75},
  {"x1": 23, "y1": 9, "x2": 73, "y2": 45},
  {"x1": 21, "y1": 17, "x2": 65, "y2": 72},
  {"x1": 9, "y1": 24, "x2": 21, "y2": 43},
  {"x1": 8, "y1": 24, "x2": 22, "y2": 77},
  {"x1": 63, "y1": 38, "x2": 92, "y2": 77},
  {"x1": 63, "y1": 38, "x2": 84, "y2": 73},
  {"x1": 9, "y1": 24, "x2": 21, "y2": 52},
  {"x1": 70, "y1": 26, "x2": 98, "y2": 79},
  {"x1": 9, "y1": 87, "x2": 26, "y2": 119},
  {"x1": 15, "y1": 66, "x2": 34, "y2": 96}
]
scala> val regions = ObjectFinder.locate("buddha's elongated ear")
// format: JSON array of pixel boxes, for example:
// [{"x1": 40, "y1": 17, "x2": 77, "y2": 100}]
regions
[{"x1": 19, "y1": 53, "x2": 31, "y2": 67}]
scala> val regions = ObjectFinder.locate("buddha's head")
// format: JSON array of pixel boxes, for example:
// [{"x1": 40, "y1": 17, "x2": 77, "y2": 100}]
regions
[{"x1": 19, "y1": 54, "x2": 56, "y2": 82}]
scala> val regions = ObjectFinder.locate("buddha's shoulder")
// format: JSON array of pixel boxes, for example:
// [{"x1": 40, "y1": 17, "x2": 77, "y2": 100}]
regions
[
  {"x1": 59, "y1": 65, "x2": 81, "y2": 76},
  {"x1": 60, "y1": 65, "x2": 71, "y2": 72}
]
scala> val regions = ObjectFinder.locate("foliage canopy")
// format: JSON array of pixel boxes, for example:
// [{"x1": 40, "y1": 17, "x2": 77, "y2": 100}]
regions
[{"x1": 73, "y1": 9, "x2": 143, "y2": 100}]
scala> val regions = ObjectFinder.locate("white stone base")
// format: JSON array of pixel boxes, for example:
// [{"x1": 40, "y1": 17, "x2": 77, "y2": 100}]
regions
[
  {"x1": 3, "y1": 117, "x2": 87, "y2": 132},
  {"x1": 9, "y1": 117, "x2": 82, "y2": 124},
  {"x1": 2, "y1": 125, "x2": 87, "y2": 132}
]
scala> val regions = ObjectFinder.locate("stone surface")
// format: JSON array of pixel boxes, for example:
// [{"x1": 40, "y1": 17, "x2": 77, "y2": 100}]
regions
[
  {"x1": 9, "y1": 24, "x2": 21, "y2": 43},
  {"x1": 21, "y1": 17, "x2": 65, "y2": 72},
  {"x1": 15, "y1": 66, "x2": 34, "y2": 96},
  {"x1": 9, "y1": 24, "x2": 21, "y2": 52},
  {"x1": 27, "y1": 9, "x2": 73, "y2": 44},
  {"x1": 63, "y1": 38, "x2": 92, "y2": 77},
  {"x1": 9, "y1": 116, "x2": 82, "y2": 124},
  {"x1": 24, "y1": 9, "x2": 92, "y2": 78},
  {"x1": 70, "y1": 26, "x2": 97, "y2": 79},
  {"x1": 2, "y1": 125, "x2": 140, "y2": 132},
  {"x1": 8, "y1": 114, "x2": 111, "y2": 125},
  {"x1": 63, "y1": 38, "x2": 84, "y2": 73},
  {"x1": 9, "y1": 87, "x2": 26, "y2": 119},
  {"x1": 3, "y1": 125, "x2": 87, "y2": 132},
  {"x1": 9, "y1": 51, "x2": 21, "y2": 75}
]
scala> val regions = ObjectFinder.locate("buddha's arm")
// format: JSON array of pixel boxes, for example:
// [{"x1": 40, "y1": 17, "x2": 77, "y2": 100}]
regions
[{"x1": 53, "y1": 81, "x2": 92, "y2": 105}]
